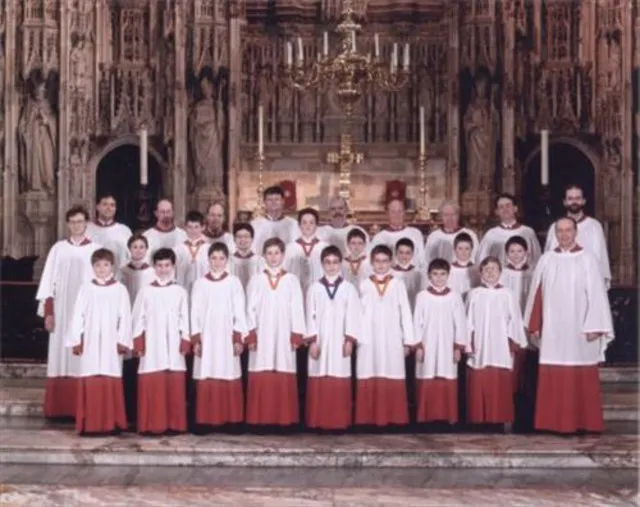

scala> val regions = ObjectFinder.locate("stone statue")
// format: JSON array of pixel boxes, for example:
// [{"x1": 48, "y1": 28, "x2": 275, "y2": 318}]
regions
[
  {"x1": 17, "y1": 69, "x2": 57, "y2": 194},
  {"x1": 463, "y1": 69, "x2": 500, "y2": 192},
  {"x1": 188, "y1": 68, "x2": 224, "y2": 193}
]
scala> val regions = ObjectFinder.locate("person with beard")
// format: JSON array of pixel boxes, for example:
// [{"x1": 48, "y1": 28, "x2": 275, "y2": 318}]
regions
[
  {"x1": 85, "y1": 194, "x2": 133, "y2": 274},
  {"x1": 143, "y1": 199, "x2": 187, "y2": 258},
  {"x1": 476, "y1": 193, "x2": 542, "y2": 268},
  {"x1": 424, "y1": 200, "x2": 479, "y2": 265},
  {"x1": 203, "y1": 202, "x2": 234, "y2": 252},
  {"x1": 250, "y1": 186, "x2": 300, "y2": 254},
  {"x1": 544, "y1": 184, "x2": 611, "y2": 287},
  {"x1": 316, "y1": 196, "x2": 369, "y2": 255}
]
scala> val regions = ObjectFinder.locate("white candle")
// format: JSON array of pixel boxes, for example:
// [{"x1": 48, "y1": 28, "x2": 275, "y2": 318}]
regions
[
  {"x1": 286, "y1": 41, "x2": 292, "y2": 66},
  {"x1": 351, "y1": 31, "x2": 356, "y2": 52},
  {"x1": 139, "y1": 127, "x2": 148, "y2": 186},
  {"x1": 374, "y1": 33, "x2": 380, "y2": 58},
  {"x1": 297, "y1": 37, "x2": 303, "y2": 63},
  {"x1": 419, "y1": 106, "x2": 425, "y2": 156},
  {"x1": 258, "y1": 105, "x2": 264, "y2": 156},
  {"x1": 392, "y1": 43, "x2": 398, "y2": 72},
  {"x1": 323, "y1": 31, "x2": 328, "y2": 56},
  {"x1": 540, "y1": 129, "x2": 549, "y2": 185},
  {"x1": 404, "y1": 43, "x2": 410, "y2": 69}
]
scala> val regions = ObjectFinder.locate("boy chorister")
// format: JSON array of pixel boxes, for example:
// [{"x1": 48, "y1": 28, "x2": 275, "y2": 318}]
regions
[
  {"x1": 499, "y1": 235, "x2": 533, "y2": 314},
  {"x1": 66, "y1": 248, "x2": 132, "y2": 434},
  {"x1": 466, "y1": 256, "x2": 527, "y2": 428},
  {"x1": 246, "y1": 237, "x2": 306, "y2": 426},
  {"x1": 342, "y1": 228, "x2": 371, "y2": 293},
  {"x1": 392, "y1": 238, "x2": 428, "y2": 311},
  {"x1": 413, "y1": 259, "x2": 467, "y2": 425},
  {"x1": 356, "y1": 245, "x2": 419, "y2": 427},
  {"x1": 305, "y1": 246, "x2": 361, "y2": 430},
  {"x1": 119, "y1": 234, "x2": 155, "y2": 304},
  {"x1": 132, "y1": 248, "x2": 190, "y2": 434},
  {"x1": 284, "y1": 208, "x2": 328, "y2": 297},
  {"x1": 229, "y1": 222, "x2": 264, "y2": 291},
  {"x1": 173, "y1": 211, "x2": 210, "y2": 294},
  {"x1": 448, "y1": 232, "x2": 480, "y2": 301},
  {"x1": 191, "y1": 242, "x2": 248, "y2": 427}
]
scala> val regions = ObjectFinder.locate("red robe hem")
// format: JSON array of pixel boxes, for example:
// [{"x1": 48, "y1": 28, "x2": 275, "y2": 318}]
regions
[
  {"x1": 196, "y1": 378, "x2": 244, "y2": 425},
  {"x1": 306, "y1": 377, "x2": 352, "y2": 429},
  {"x1": 466, "y1": 366, "x2": 514, "y2": 424},
  {"x1": 355, "y1": 378, "x2": 408, "y2": 426},
  {"x1": 246, "y1": 371, "x2": 298, "y2": 425},
  {"x1": 44, "y1": 377, "x2": 77, "y2": 418},
  {"x1": 416, "y1": 378, "x2": 458, "y2": 424},
  {"x1": 137, "y1": 370, "x2": 187, "y2": 433},
  {"x1": 75, "y1": 376, "x2": 127, "y2": 434}
]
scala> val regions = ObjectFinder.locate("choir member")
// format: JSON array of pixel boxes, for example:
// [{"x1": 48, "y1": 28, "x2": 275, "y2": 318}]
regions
[
  {"x1": 250, "y1": 186, "x2": 300, "y2": 254},
  {"x1": 370, "y1": 199, "x2": 426, "y2": 268},
  {"x1": 476, "y1": 194, "x2": 541, "y2": 268},
  {"x1": 229, "y1": 222, "x2": 265, "y2": 291},
  {"x1": 67, "y1": 248, "x2": 132, "y2": 434},
  {"x1": 392, "y1": 238, "x2": 427, "y2": 311},
  {"x1": 413, "y1": 259, "x2": 467, "y2": 425},
  {"x1": 342, "y1": 228, "x2": 371, "y2": 293},
  {"x1": 447, "y1": 232, "x2": 480, "y2": 301},
  {"x1": 36, "y1": 205, "x2": 101, "y2": 418},
  {"x1": 424, "y1": 200, "x2": 479, "y2": 265},
  {"x1": 119, "y1": 234, "x2": 155, "y2": 304},
  {"x1": 85, "y1": 194, "x2": 132, "y2": 272},
  {"x1": 143, "y1": 199, "x2": 187, "y2": 256},
  {"x1": 203, "y1": 202, "x2": 234, "y2": 251},
  {"x1": 245, "y1": 238, "x2": 306, "y2": 426},
  {"x1": 317, "y1": 196, "x2": 369, "y2": 255},
  {"x1": 500, "y1": 236, "x2": 533, "y2": 313},
  {"x1": 544, "y1": 184, "x2": 611, "y2": 287},
  {"x1": 191, "y1": 242, "x2": 248, "y2": 427},
  {"x1": 284, "y1": 208, "x2": 328, "y2": 297},
  {"x1": 305, "y1": 246, "x2": 361, "y2": 430},
  {"x1": 466, "y1": 256, "x2": 527, "y2": 428},
  {"x1": 132, "y1": 248, "x2": 190, "y2": 434},
  {"x1": 173, "y1": 210, "x2": 210, "y2": 294},
  {"x1": 355, "y1": 245, "x2": 419, "y2": 427},
  {"x1": 525, "y1": 217, "x2": 614, "y2": 434}
]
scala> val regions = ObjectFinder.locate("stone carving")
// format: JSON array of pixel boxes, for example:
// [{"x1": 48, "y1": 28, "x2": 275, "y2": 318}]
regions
[
  {"x1": 188, "y1": 67, "x2": 225, "y2": 192},
  {"x1": 462, "y1": 68, "x2": 499, "y2": 192},
  {"x1": 17, "y1": 69, "x2": 57, "y2": 194}
]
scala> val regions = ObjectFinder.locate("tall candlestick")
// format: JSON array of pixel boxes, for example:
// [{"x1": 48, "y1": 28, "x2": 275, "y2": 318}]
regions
[
  {"x1": 374, "y1": 33, "x2": 380, "y2": 58},
  {"x1": 419, "y1": 106, "x2": 425, "y2": 156},
  {"x1": 323, "y1": 31, "x2": 328, "y2": 56},
  {"x1": 139, "y1": 127, "x2": 148, "y2": 186},
  {"x1": 404, "y1": 43, "x2": 410, "y2": 69},
  {"x1": 286, "y1": 41, "x2": 292, "y2": 66},
  {"x1": 540, "y1": 129, "x2": 549, "y2": 186},
  {"x1": 258, "y1": 105, "x2": 264, "y2": 156},
  {"x1": 297, "y1": 37, "x2": 303, "y2": 63},
  {"x1": 351, "y1": 31, "x2": 356, "y2": 52}
]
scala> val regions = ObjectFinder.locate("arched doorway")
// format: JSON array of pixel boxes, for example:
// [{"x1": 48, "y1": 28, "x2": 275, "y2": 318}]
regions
[
  {"x1": 95, "y1": 144, "x2": 163, "y2": 231},
  {"x1": 522, "y1": 141, "x2": 596, "y2": 235}
]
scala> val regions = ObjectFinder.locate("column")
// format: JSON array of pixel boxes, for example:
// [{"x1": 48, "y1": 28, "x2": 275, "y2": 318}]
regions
[
  {"x1": 501, "y1": 0, "x2": 516, "y2": 194},
  {"x1": 57, "y1": 0, "x2": 71, "y2": 237},
  {"x1": 447, "y1": 2, "x2": 460, "y2": 200},
  {"x1": 173, "y1": 0, "x2": 188, "y2": 222}
]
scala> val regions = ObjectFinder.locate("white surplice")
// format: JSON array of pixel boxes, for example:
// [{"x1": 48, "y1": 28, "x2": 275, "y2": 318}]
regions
[
  {"x1": 341, "y1": 255, "x2": 372, "y2": 295},
  {"x1": 173, "y1": 238, "x2": 210, "y2": 293},
  {"x1": 447, "y1": 261, "x2": 480, "y2": 302},
  {"x1": 203, "y1": 230, "x2": 234, "y2": 252},
  {"x1": 143, "y1": 225, "x2": 188, "y2": 257},
  {"x1": 191, "y1": 273, "x2": 248, "y2": 380},
  {"x1": 466, "y1": 285, "x2": 527, "y2": 370},
  {"x1": 305, "y1": 277, "x2": 361, "y2": 378},
  {"x1": 119, "y1": 262, "x2": 155, "y2": 304},
  {"x1": 476, "y1": 223, "x2": 542, "y2": 268},
  {"x1": 229, "y1": 251, "x2": 265, "y2": 291},
  {"x1": 523, "y1": 248, "x2": 614, "y2": 366},
  {"x1": 250, "y1": 215, "x2": 300, "y2": 255},
  {"x1": 413, "y1": 288, "x2": 468, "y2": 379},
  {"x1": 370, "y1": 226, "x2": 426, "y2": 268},
  {"x1": 247, "y1": 269, "x2": 306, "y2": 374},
  {"x1": 357, "y1": 275, "x2": 418, "y2": 380},
  {"x1": 317, "y1": 224, "x2": 370, "y2": 255},
  {"x1": 132, "y1": 280, "x2": 190, "y2": 374},
  {"x1": 500, "y1": 264, "x2": 533, "y2": 314},
  {"x1": 544, "y1": 216, "x2": 611, "y2": 287},
  {"x1": 36, "y1": 238, "x2": 101, "y2": 378},
  {"x1": 392, "y1": 264, "x2": 428, "y2": 311},
  {"x1": 66, "y1": 280, "x2": 132, "y2": 377},
  {"x1": 284, "y1": 237, "x2": 329, "y2": 296},
  {"x1": 424, "y1": 227, "x2": 480, "y2": 265},
  {"x1": 86, "y1": 221, "x2": 132, "y2": 272}
]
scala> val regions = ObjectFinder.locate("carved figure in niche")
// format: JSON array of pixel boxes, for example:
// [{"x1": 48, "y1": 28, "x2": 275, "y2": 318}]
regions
[
  {"x1": 188, "y1": 66, "x2": 225, "y2": 193},
  {"x1": 17, "y1": 69, "x2": 57, "y2": 194},
  {"x1": 462, "y1": 67, "x2": 499, "y2": 192},
  {"x1": 70, "y1": 34, "x2": 88, "y2": 88},
  {"x1": 607, "y1": 32, "x2": 621, "y2": 91}
]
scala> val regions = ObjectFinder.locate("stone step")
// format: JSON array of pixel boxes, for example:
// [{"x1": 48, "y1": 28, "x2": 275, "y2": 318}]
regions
[{"x1": 0, "y1": 427, "x2": 637, "y2": 469}]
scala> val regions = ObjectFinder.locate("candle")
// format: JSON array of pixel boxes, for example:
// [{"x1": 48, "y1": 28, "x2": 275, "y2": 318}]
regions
[
  {"x1": 81, "y1": 173, "x2": 86, "y2": 200},
  {"x1": 139, "y1": 127, "x2": 148, "y2": 186},
  {"x1": 286, "y1": 41, "x2": 292, "y2": 66},
  {"x1": 419, "y1": 106, "x2": 425, "y2": 156},
  {"x1": 258, "y1": 105, "x2": 264, "y2": 156},
  {"x1": 351, "y1": 31, "x2": 356, "y2": 52},
  {"x1": 404, "y1": 43, "x2": 410, "y2": 69},
  {"x1": 540, "y1": 129, "x2": 549, "y2": 185},
  {"x1": 374, "y1": 33, "x2": 380, "y2": 58},
  {"x1": 392, "y1": 43, "x2": 398, "y2": 72},
  {"x1": 323, "y1": 31, "x2": 328, "y2": 56},
  {"x1": 297, "y1": 37, "x2": 303, "y2": 63}
]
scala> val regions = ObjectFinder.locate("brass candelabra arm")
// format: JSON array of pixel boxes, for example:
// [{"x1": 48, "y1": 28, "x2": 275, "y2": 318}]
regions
[
  {"x1": 370, "y1": 60, "x2": 411, "y2": 92},
  {"x1": 285, "y1": 59, "x2": 332, "y2": 91}
]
